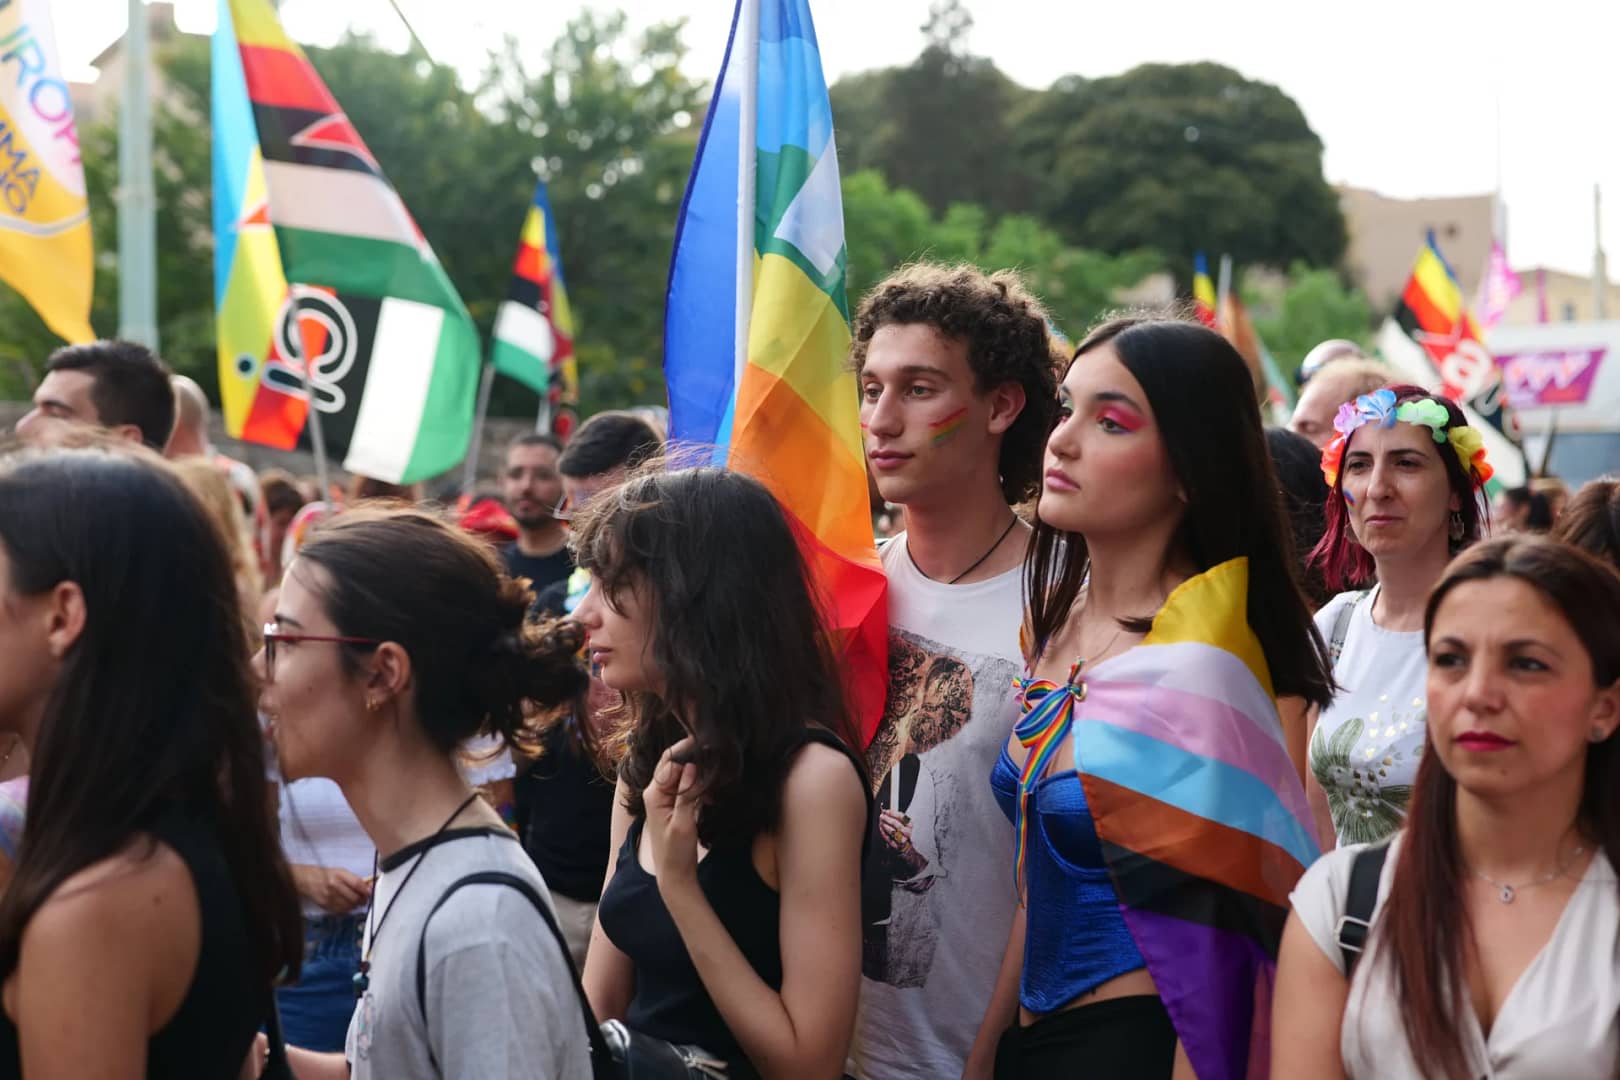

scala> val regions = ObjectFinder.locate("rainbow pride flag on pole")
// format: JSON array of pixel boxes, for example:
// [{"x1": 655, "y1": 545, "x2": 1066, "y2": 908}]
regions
[
  {"x1": 1193, "y1": 251, "x2": 1217, "y2": 327},
  {"x1": 664, "y1": 0, "x2": 887, "y2": 741},
  {"x1": 212, "y1": 0, "x2": 480, "y2": 483}
]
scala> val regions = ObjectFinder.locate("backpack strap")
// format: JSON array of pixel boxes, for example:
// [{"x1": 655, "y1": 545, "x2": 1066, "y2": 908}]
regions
[
  {"x1": 1328, "y1": 589, "x2": 1371, "y2": 669},
  {"x1": 1335, "y1": 841, "x2": 1390, "y2": 977},
  {"x1": 415, "y1": 870, "x2": 612, "y2": 1075}
]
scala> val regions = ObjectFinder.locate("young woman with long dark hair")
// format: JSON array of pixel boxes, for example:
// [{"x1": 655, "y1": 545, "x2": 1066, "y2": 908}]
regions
[
  {"x1": 576, "y1": 467, "x2": 871, "y2": 1079},
  {"x1": 1276, "y1": 536, "x2": 1620, "y2": 1078},
  {"x1": 974, "y1": 317, "x2": 1334, "y2": 1080},
  {"x1": 255, "y1": 507, "x2": 592, "y2": 1079},
  {"x1": 1306, "y1": 386, "x2": 1490, "y2": 848},
  {"x1": 0, "y1": 446, "x2": 303, "y2": 1077}
]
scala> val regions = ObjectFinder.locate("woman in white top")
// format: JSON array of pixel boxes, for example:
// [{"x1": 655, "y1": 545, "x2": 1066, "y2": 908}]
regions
[
  {"x1": 1275, "y1": 536, "x2": 1620, "y2": 1079},
  {"x1": 1306, "y1": 386, "x2": 1490, "y2": 847}
]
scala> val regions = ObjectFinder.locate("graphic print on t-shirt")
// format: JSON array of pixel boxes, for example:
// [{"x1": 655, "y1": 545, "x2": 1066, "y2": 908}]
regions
[{"x1": 862, "y1": 628, "x2": 1020, "y2": 987}]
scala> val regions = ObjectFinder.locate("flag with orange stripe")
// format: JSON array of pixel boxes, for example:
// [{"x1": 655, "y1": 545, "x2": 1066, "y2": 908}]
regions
[{"x1": 663, "y1": 0, "x2": 887, "y2": 743}]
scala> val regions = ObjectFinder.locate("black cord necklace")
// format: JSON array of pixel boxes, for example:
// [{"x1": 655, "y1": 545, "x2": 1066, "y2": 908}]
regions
[
  {"x1": 907, "y1": 514, "x2": 1020, "y2": 585},
  {"x1": 352, "y1": 792, "x2": 480, "y2": 999}
]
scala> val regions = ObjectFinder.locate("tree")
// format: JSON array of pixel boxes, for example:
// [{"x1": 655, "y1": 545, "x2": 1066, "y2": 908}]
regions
[
  {"x1": 1248, "y1": 263, "x2": 1373, "y2": 376},
  {"x1": 839, "y1": 168, "x2": 1162, "y2": 338},
  {"x1": 830, "y1": 11, "x2": 1035, "y2": 219},
  {"x1": 1014, "y1": 63, "x2": 1347, "y2": 277}
]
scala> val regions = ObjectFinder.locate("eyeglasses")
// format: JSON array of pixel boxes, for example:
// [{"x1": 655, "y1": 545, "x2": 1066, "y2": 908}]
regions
[{"x1": 261, "y1": 625, "x2": 380, "y2": 679}]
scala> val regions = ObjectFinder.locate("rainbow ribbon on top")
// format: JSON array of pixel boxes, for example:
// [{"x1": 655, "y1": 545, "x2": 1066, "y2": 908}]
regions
[{"x1": 1012, "y1": 661, "x2": 1085, "y2": 892}]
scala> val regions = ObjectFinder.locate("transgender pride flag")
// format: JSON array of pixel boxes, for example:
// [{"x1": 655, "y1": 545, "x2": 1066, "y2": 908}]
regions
[{"x1": 664, "y1": 0, "x2": 886, "y2": 742}]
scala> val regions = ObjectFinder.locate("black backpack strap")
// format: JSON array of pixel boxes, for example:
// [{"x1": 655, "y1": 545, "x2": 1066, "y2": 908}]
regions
[
  {"x1": 1335, "y1": 841, "x2": 1390, "y2": 976},
  {"x1": 415, "y1": 870, "x2": 612, "y2": 1074}
]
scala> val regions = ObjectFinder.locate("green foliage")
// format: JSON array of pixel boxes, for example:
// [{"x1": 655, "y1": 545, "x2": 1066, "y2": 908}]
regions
[
  {"x1": 1248, "y1": 262, "x2": 1374, "y2": 376},
  {"x1": 839, "y1": 169, "x2": 1161, "y2": 339}
]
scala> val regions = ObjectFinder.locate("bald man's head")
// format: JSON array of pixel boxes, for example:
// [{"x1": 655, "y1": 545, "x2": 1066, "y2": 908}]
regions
[
  {"x1": 1288, "y1": 359, "x2": 1398, "y2": 448},
  {"x1": 165, "y1": 375, "x2": 212, "y2": 459}
]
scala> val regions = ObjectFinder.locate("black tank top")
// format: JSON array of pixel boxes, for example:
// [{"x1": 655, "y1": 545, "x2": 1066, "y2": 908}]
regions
[
  {"x1": 0, "y1": 804, "x2": 262, "y2": 1078},
  {"x1": 595, "y1": 728, "x2": 870, "y2": 1076}
]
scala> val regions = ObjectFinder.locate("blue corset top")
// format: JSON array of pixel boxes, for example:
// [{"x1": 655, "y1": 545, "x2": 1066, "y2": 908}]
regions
[{"x1": 991, "y1": 744, "x2": 1145, "y2": 1013}]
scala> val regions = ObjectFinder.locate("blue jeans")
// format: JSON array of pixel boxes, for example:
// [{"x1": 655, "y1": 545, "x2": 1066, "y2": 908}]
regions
[{"x1": 276, "y1": 913, "x2": 364, "y2": 1053}]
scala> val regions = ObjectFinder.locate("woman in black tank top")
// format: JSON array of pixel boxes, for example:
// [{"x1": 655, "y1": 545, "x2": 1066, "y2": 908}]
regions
[
  {"x1": 572, "y1": 468, "x2": 873, "y2": 1079},
  {"x1": 0, "y1": 447, "x2": 303, "y2": 1077}
]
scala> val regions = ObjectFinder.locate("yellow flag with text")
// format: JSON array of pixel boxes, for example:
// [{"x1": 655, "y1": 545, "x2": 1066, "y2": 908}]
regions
[{"x1": 0, "y1": 1, "x2": 94, "y2": 343}]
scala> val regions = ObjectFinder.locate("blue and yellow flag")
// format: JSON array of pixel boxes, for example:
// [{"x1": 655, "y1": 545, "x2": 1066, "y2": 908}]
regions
[{"x1": 664, "y1": 0, "x2": 886, "y2": 741}]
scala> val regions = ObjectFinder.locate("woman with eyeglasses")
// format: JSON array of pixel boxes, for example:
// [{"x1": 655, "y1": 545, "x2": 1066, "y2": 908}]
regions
[
  {"x1": 0, "y1": 446, "x2": 303, "y2": 1077},
  {"x1": 255, "y1": 507, "x2": 592, "y2": 1080}
]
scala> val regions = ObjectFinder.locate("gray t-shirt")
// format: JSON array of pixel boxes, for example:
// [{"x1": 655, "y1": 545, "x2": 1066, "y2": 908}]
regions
[{"x1": 345, "y1": 828, "x2": 591, "y2": 1079}]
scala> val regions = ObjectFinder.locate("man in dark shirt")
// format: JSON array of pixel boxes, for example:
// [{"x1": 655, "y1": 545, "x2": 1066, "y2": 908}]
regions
[{"x1": 499, "y1": 433, "x2": 573, "y2": 597}]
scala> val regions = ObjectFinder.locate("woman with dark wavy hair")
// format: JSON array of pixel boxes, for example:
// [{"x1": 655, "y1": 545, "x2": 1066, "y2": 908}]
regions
[
  {"x1": 1276, "y1": 536, "x2": 1620, "y2": 1078},
  {"x1": 0, "y1": 446, "x2": 303, "y2": 1077},
  {"x1": 255, "y1": 507, "x2": 592, "y2": 1079},
  {"x1": 576, "y1": 467, "x2": 870, "y2": 1079}
]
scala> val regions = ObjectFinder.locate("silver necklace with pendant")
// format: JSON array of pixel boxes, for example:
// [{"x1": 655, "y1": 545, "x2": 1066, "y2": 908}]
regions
[{"x1": 1470, "y1": 843, "x2": 1586, "y2": 904}]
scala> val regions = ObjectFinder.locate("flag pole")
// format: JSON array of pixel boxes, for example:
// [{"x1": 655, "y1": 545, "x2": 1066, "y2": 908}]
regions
[
  {"x1": 1216, "y1": 253, "x2": 1233, "y2": 315},
  {"x1": 117, "y1": 0, "x2": 158, "y2": 348},
  {"x1": 286, "y1": 318, "x2": 335, "y2": 503},
  {"x1": 462, "y1": 363, "x2": 496, "y2": 491}
]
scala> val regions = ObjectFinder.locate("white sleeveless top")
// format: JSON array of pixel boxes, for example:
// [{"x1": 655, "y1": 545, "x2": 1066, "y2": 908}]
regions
[{"x1": 1291, "y1": 835, "x2": 1620, "y2": 1078}]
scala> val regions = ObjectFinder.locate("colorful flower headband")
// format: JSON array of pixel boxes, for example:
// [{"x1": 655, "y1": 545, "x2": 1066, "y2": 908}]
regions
[{"x1": 1319, "y1": 388, "x2": 1493, "y2": 489}]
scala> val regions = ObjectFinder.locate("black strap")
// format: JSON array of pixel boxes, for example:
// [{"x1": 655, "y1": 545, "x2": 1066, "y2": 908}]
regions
[
  {"x1": 261, "y1": 986, "x2": 295, "y2": 1080},
  {"x1": 801, "y1": 726, "x2": 875, "y2": 867},
  {"x1": 415, "y1": 870, "x2": 613, "y2": 1075},
  {"x1": 1336, "y1": 842, "x2": 1390, "y2": 976}
]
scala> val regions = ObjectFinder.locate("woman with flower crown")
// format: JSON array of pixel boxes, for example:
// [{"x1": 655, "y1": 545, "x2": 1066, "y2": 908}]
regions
[{"x1": 1306, "y1": 384, "x2": 1492, "y2": 847}]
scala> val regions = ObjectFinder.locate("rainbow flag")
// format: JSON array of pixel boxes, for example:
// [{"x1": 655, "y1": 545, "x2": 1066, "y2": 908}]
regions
[
  {"x1": 212, "y1": 0, "x2": 480, "y2": 483},
  {"x1": 664, "y1": 0, "x2": 887, "y2": 742},
  {"x1": 491, "y1": 180, "x2": 577, "y2": 410},
  {"x1": 1193, "y1": 251, "x2": 1217, "y2": 328},
  {"x1": 0, "y1": 1, "x2": 94, "y2": 343},
  {"x1": 1071, "y1": 558, "x2": 1315, "y2": 1079}
]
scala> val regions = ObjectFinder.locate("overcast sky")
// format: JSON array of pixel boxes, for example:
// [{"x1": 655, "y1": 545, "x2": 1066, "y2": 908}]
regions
[{"x1": 62, "y1": 0, "x2": 1620, "y2": 278}]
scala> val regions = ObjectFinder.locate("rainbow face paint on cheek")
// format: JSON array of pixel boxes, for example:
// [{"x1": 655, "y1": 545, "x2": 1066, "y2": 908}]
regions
[
  {"x1": 1343, "y1": 490, "x2": 1356, "y2": 506},
  {"x1": 929, "y1": 406, "x2": 969, "y2": 447}
]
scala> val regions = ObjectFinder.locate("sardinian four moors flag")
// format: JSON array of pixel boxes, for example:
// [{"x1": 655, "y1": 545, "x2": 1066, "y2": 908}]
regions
[
  {"x1": 212, "y1": 0, "x2": 479, "y2": 483},
  {"x1": 663, "y1": 0, "x2": 888, "y2": 742},
  {"x1": 491, "y1": 180, "x2": 577, "y2": 411},
  {"x1": 0, "y1": 0, "x2": 93, "y2": 343}
]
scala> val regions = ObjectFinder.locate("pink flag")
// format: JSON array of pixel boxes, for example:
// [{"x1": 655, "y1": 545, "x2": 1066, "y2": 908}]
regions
[{"x1": 1477, "y1": 241, "x2": 1523, "y2": 330}]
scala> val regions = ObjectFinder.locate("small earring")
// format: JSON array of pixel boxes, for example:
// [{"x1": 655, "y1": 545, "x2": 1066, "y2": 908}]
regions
[
  {"x1": 366, "y1": 697, "x2": 382, "y2": 714},
  {"x1": 1448, "y1": 511, "x2": 1465, "y2": 542},
  {"x1": 1591, "y1": 728, "x2": 1609, "y2": 743}
]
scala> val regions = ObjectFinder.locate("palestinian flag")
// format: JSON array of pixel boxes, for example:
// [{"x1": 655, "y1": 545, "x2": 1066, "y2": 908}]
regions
[
  {"x1": 1392, "y1": 232, "x2": 1512, "y2": 438},
  {"x1": 212, "y1": 0, "x2": 479, "y2": 483},
  {"x1": 491, "y1": 181, "x2": 577, "y2": 413}
]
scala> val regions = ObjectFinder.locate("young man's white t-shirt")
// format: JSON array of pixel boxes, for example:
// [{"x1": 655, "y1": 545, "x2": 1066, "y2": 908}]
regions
[{"x1": 852, "y1": 534, "x2": 1025, "y2": 1079}]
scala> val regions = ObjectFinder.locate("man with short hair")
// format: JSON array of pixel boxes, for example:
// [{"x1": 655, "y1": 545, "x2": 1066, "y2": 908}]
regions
[
  {"x1": 848, "y1": 263, "x2": 1062, "y2": 1079},
  {"x1": 1288, "y1": 355, "x2": 1398, "y2": 448},
  {"x1": 16, "y1": 340, "x2": 176, "y2": 449},
  {"x1": 499, "y1": 433, "x2": 572, "y2": 598},
  {"x1": 528, "y1": 411, "x2": 662, "y2": 618}
]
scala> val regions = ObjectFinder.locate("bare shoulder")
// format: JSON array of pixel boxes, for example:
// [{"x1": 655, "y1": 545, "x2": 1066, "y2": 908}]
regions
[
  {"x1": 783, "y1": 739, "x2": 867, "y2": 817},
  {"x1": 24, "y1": 838, "x2": 197, "y2": 954}
]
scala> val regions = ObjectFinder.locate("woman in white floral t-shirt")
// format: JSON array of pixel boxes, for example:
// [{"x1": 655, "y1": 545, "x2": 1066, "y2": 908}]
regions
[{"x1": 1305, "y1": 385, "x2": 1491, "y2": 847}]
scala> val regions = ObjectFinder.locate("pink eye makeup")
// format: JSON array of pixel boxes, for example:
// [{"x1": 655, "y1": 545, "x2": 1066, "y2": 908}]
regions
[{"x1": 1098, "y1": 405, "x2": 1144, "y2": 432}]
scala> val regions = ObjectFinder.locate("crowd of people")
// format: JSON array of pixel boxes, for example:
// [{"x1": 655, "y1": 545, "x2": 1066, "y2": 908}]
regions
[{"x1": 0, "y1": 265, "x2": 1616, "y2": 1078}]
